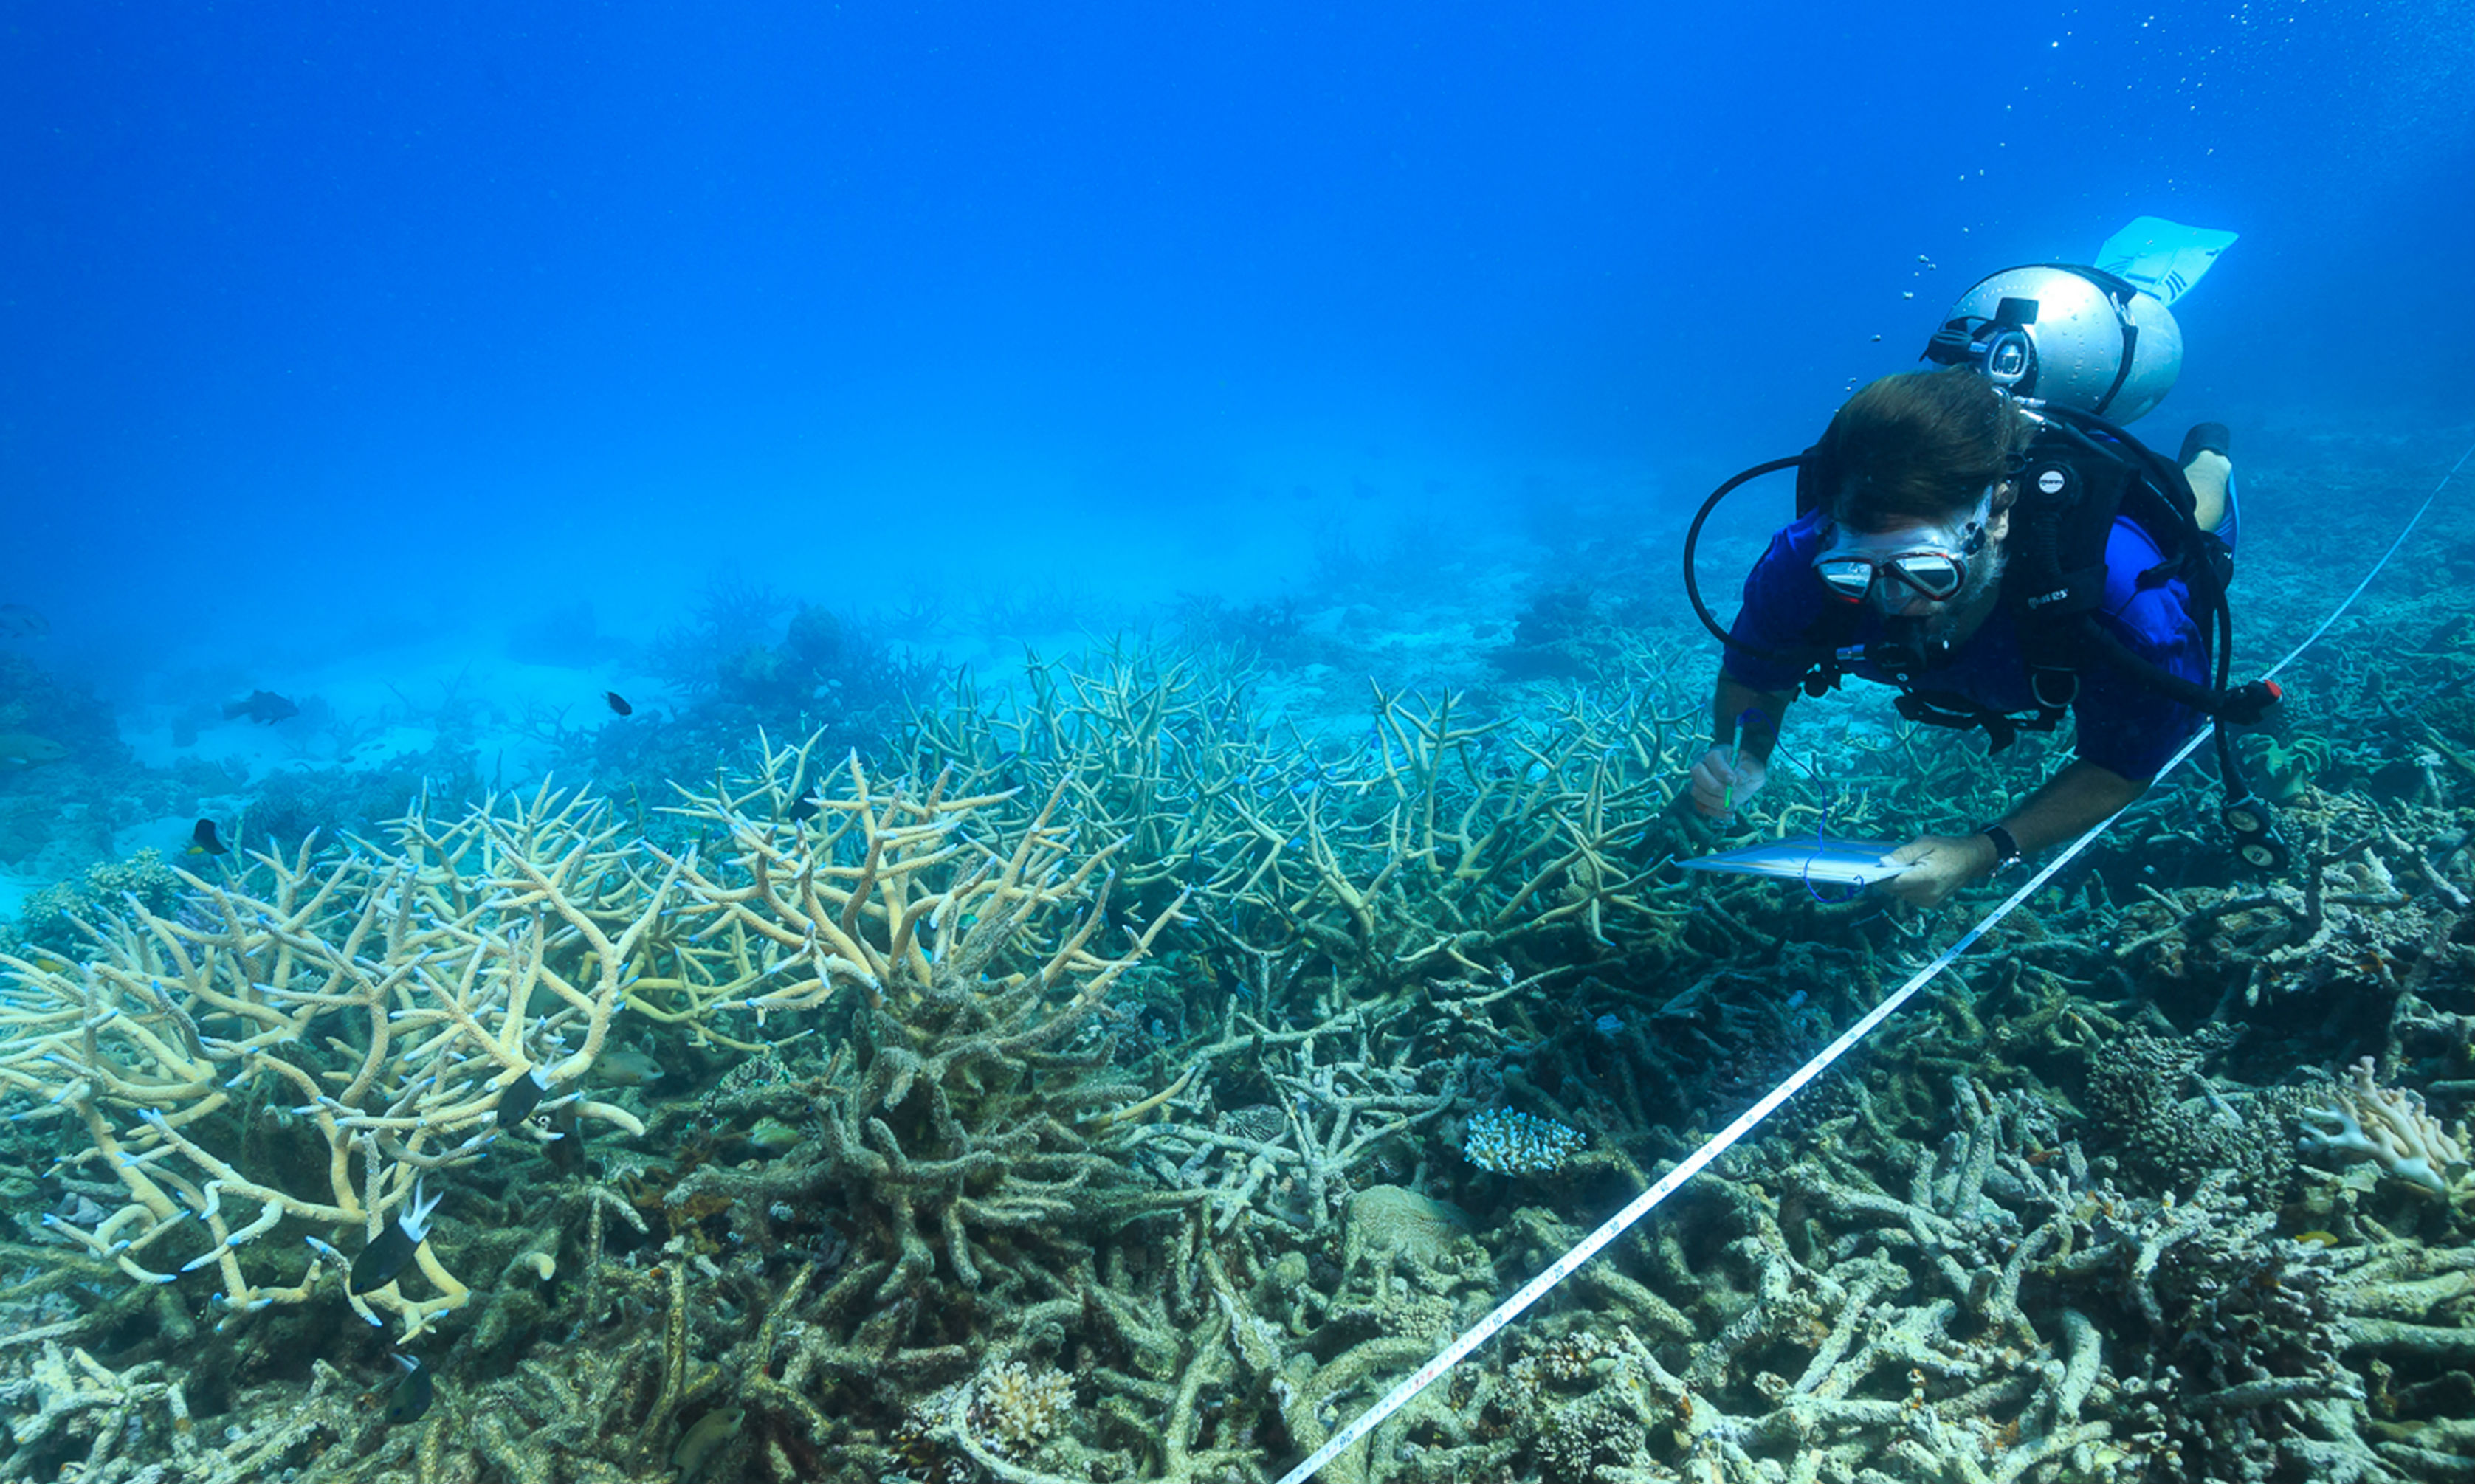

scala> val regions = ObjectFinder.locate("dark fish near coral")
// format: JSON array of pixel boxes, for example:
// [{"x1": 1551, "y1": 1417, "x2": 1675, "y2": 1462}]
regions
[
  {"x1": 0, "y1": 734, "x2": 68, "y2": 770},
  {"x1": 187, "y1": 819, "x2": 230, "y2": 857},
  {"x1": 384, "y1": 1355, "x2": 433, "y2": 1425},
  {"x1": 670, "y1": 1407, "x2": 746, "y2": 1484},
  {"x1": 604, "y1": 690, "x2": 633, "y2": 717},
  {"x1": 349, "y1": 1177, "x2": 444, "y2": 1294},
  {"x1": 589, "y1": 1044, "x2": 665, "y2": 1087},
  {"x1": 0, "y1": 604, "x2": 48, "y2": 639},
  {"x1": 787, "y1": 791, "x2": 820, "y2": 824},
  {"x1": 224, "y1": 690, "x2": 300, "y2": 725},
  {"x1": 494, "y1": 1066, "x2": 551, "y2": 1129}
]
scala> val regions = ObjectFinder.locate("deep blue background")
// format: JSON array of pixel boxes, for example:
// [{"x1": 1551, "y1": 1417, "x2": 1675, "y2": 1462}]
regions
[{"x1": 4, "y1": 1, "x2": 2469, "y2": 680}]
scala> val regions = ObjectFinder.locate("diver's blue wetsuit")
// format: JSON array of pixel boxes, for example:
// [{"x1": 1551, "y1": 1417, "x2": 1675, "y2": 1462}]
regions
[{"x1": 1721, "y1": 508, "x2": 2222, "y2": 781}]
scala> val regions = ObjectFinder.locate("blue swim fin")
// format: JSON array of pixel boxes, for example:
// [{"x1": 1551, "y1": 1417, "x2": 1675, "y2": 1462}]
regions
[{"x1": 2097, "y1": 217, "x2": 2238, "y2": 306}]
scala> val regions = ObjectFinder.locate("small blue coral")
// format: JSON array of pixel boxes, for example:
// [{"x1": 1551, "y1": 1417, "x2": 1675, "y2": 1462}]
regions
[{"x1": 1462, "y1": 1108, "x2": 1586, "y2": 1176}]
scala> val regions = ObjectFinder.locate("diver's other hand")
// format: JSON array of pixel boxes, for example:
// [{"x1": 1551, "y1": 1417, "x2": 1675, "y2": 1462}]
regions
[
  {"x1": 1688, "y1": 748, "x2": 1768, "y2": 818},
  {"x1": 1875, "y1": 832, "x2": 1999, "y2": 908}
]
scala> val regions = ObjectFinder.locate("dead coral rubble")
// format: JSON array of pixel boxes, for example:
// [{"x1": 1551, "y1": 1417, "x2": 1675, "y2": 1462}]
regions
[{"x1": 1391, "y1": 1074, "x2": 2475, "y2": 1484}]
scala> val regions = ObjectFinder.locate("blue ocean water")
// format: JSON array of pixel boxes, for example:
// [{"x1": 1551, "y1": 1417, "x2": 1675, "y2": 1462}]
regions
[
  {"x1": 5, "y1": 10, "x2": 2475, "y2": 1477},
  {"x1": 0, "y1": 0, "x2": 2468, "y2": 872}
]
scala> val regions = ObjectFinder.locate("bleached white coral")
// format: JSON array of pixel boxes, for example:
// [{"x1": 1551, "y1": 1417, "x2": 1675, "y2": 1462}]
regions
[{"x1": 2298, "y1": 1057, "x2": 2469, "y2": 1197}]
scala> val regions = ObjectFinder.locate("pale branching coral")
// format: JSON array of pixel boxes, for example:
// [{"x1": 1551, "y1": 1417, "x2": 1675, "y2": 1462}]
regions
[
  {"x1": 0, "y1": 787, "x2": 684, "y2": 1340},
  {"x1": 2298, "y1": 1056, "x2": 2470, "y2": 1197}
]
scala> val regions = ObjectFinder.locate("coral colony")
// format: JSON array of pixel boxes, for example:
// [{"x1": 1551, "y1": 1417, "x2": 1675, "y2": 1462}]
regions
[
  {"x1": 2, "y1": 638, "x2": 2474, "y2": 1483},
  {"x1": 1462, "y1": 1110, "x2": 1588, "y2": 1176}
]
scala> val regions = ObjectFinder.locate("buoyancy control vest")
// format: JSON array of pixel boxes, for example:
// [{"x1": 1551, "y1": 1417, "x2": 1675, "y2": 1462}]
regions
[
  {"x1": 1791, "y1": 410, "x2": 2257, "y2": 748},
  {"x1": 1681, "y1": 401, "x2": 2292, "y2": 867}
]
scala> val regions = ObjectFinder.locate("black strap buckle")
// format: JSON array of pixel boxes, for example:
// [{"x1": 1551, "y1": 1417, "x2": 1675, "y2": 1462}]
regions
[
  {"x1": 1979, "y1": 824, "x2": 2025, "y2": 874},
  {"x1": 1893, "y1": 691, "x2": 2020, "y2": 752}
]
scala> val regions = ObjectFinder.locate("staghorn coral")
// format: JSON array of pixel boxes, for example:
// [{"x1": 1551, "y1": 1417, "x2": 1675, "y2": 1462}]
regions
[
  {"x1": 904, "y1": 645, "x2": 1704, "y2": 997},
  {"x1": 645, "y1": 746, "x2": 1213, "y2": 1455},
  {"x1": 1121, "y1": 988, "x2": 1479, "y2": 1238},
  {"x1": 0, "y1": 787, "x2": 685, "y2": 1345},
  {"x1": 2107, "y1": 801, "x2": 2474, "y2": 1012},
  {"x1": 0, "y1": 1339, "x2": 399, "y2": 1484},
  {"x1": 3, "y1": 607, "x2": 2471, "y2": 1484},
  {"x1": 1328, "y1": 1064, "x2": 2475, "y2": 1484}
]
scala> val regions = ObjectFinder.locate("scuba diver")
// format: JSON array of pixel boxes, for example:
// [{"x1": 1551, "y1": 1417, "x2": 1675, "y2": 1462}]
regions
[{"x1": 1681, "y1": 227, "x2": 2285, "y2": 906}]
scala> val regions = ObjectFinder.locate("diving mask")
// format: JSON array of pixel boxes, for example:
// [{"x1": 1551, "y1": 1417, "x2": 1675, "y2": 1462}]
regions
[{"x1": 1812, "y1": 491, "x2": 1996, "y2": 606}]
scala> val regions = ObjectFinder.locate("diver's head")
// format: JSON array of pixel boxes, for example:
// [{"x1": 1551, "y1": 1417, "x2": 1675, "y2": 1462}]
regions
[
  {"x1": 1808, "y1": 368, "x2": 2025, "y2": 642},
  {"x1": 1811, "y1": 367, "x2": 2029, "y2": 531}
]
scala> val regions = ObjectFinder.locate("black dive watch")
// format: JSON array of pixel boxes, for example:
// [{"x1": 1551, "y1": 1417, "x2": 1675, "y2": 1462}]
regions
[{"x1": 1979, "y1": 824, "x2": 2025, "y2": 874}]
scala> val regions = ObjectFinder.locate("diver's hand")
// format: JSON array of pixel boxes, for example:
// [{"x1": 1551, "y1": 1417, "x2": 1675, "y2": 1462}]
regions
[
  {"x1": 1688, "y1": 748, "x2": 1769, "y2": 819},
  {"x1": 1875, "y1": 832, "x2": 2000, "y2": 908}
]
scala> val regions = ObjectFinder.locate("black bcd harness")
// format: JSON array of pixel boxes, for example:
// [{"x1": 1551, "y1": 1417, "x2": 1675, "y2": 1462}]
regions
[{"x1": 1681, "y1": 404, "x2": 2293, "y2": 870}]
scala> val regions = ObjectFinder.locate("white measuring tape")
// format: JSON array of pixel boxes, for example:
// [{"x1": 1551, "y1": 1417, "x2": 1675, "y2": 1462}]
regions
[{"x1": 1273, "y1": 436, "x2": 2474, "y2": 1484}]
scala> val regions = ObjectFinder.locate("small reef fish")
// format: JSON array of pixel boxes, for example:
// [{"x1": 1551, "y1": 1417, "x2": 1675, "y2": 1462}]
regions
[
  {"x1": 0, "y1": 604, "x2": 48, "y2": 638},
  {"x1": 670, "y1": 1407, "x2": 746, "y2": 1484},
  {"x1": 590, "y1": 1044, "x2": 666, "y2": 1087},
  {"x1": 349, "y1": 1177, "x2": 444, "y2": 1294},
  {"x1": 743, "y1": 1116, "x2": 802, "y2": 1157},
  {"x1": 385, "y1": 1355, "x2": 434, "y2": 1425},
  {"x1": 224, "y1": 690, "x2": 300, "y2": 724},
  {"x1": 604, "y1": 690, "x2": 633, "y2": 717},
  {"x1": 787, "y1": 792, "x2": 820, "y2": 824},
  {"x1": 494, "y1": 1066, "x2": 551, "y2": 1129},
  {"x1": 0, "y1": 734, "x2": 68, "y2": 770},
  {"x1": 187, "y1": 819, "x2": 230, "y2": 856}
]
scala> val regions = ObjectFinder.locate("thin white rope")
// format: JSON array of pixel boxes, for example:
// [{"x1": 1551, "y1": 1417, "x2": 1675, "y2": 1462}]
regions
[
  {"x1": 2262, "y1": 440, "x2": 2471, "y2": 680},
  {"x1": 1273, "y1": 434, "x2": 2475, "y2": 1484}
]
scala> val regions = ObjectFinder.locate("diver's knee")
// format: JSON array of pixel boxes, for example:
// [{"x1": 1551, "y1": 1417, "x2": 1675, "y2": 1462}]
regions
[{"x1": 2183, "y1": 449, "x2": 2232, "y2": 534}]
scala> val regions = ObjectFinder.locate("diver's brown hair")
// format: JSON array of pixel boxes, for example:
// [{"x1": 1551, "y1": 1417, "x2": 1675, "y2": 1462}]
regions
[{"x1": 1810, "y1": 368, "x2": 2031, "y2": 529}]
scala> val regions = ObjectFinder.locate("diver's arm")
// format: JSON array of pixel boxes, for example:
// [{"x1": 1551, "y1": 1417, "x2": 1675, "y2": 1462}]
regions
[
  {"x1": 1992, "y1": 759, "x2": 2149, "y2": 857},
  {"x1": 1880, "y1": 760, "x2": 2147, "y2": 906},
  {"x1": 1712, "y1": 677, "x2": 1792, "y2": 765}
]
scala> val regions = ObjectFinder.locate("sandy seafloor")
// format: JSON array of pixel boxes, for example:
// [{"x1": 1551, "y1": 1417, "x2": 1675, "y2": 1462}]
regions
[
  {"x1": 0, "y1": 548, "x2": 1535, "y2": 922},
  {"x1": 13, "y1": 409, "x2": 2437, "y2": 912}
]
